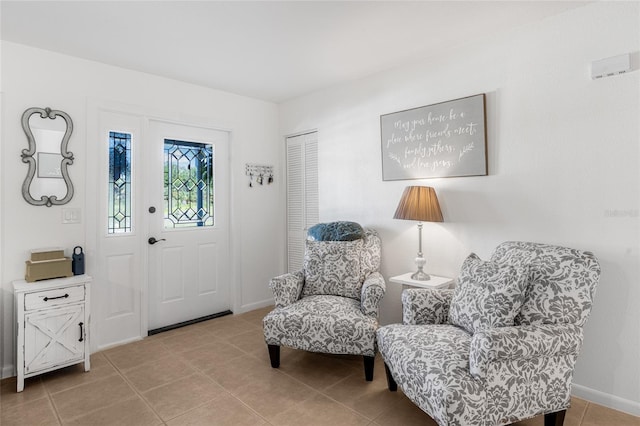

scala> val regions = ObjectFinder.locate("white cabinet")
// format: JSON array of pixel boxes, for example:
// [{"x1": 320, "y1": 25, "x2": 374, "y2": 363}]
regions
[{"x1": 13, "y1": 275, "x2": 91, "y2": 392}]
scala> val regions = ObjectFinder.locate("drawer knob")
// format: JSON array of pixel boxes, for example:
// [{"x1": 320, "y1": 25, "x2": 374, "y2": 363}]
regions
[{"x1": 43, "y1": 293, "x2": 69, "y2": 302}]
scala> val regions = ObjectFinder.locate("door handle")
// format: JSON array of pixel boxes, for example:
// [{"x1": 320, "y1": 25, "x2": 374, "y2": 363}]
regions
[
  {"x1": 43, "y1": 293, "x2": 69, "y2": 302},
  {"x1": 148, "y1": 237, "x2": 166, "y2": 245}
]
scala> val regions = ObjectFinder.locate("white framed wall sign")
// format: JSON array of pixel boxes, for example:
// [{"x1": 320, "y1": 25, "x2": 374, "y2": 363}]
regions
[{"x1": 380, "y1": 93, "x2": 487, "y2": 180}]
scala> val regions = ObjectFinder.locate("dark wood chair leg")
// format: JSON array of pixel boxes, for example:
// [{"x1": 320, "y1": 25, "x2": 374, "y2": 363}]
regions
[
  {"x1": 363, "y1": 356, "x2": 375, "y2": 381},
  {"x1": 384, "y1": 362, "x2": 398, "y2": 391},
  {"x1": 268, "y1": 344, "x2": 280, "y2": 368},
  {"x1": 544, "y1": 410, "x2": 566, "y2": 426}
]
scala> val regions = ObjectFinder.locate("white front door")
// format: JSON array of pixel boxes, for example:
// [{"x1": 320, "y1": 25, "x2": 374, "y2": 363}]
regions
[{"x1": 146, "y1": 120, "x2": 230, "y2": 331}]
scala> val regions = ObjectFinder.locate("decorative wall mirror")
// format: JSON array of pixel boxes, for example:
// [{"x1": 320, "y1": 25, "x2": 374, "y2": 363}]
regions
[{"x1": 21, "y1": 107, "x2": 74, "y2": 207}]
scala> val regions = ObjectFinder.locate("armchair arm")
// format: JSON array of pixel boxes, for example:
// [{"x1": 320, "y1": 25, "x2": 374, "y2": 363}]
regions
[
  {"x1": 269, "y1": 270, "x2": 304, "y2": 308},
  {"x1": 469, "y1": 323, "x2": 584, "y2": 380},
  {"x1": 360, "y1": 272, "x2": 386, "y2": 317},
  {"x1": 402, "y1": 288, "x2": 454, "y2": 325}
]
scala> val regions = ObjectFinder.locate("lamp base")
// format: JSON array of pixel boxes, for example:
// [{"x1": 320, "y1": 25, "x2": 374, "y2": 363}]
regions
[
  {"x1": 411, "y1": 256, "x2": 431, "y2": 281},
  {"x1": 411, "y1": 270, "x2": 431, "y2": 281}
]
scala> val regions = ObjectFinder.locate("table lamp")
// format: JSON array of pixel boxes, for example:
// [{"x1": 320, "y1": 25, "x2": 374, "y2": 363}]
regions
[{"x1": 393, "y1": 186, "x2": 443, "y2": 280}]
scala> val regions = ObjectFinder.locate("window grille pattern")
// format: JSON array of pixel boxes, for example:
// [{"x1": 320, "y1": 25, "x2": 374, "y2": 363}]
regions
[
  {"x1": 164, "y1": 139, "x2": 214, "y2": 228},
  {"x1": 108, "y1": 132, "x2": 132, "y2": 234}
]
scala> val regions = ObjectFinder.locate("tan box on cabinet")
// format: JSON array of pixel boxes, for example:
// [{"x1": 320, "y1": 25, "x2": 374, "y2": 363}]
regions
[
  {"x1": 30, "y1": 247, "x2": 65, "y2": 262},
  {"x1": 25, "y1": 258, "x2": 73, "y2": 282}
]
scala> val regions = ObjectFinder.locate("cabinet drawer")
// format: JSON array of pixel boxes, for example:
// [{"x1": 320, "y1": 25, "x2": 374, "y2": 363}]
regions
[{"x1": 24, "y1": 285, "x2": 85, "y2": 310}]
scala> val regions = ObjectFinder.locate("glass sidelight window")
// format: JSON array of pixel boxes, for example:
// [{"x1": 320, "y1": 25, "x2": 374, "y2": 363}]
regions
[
  {"x1": 108, "y1": 131, "x2": 132, "y2": 234},
  {"x1": 163, "y1": 139, "x2": 214, "y2": 228}
]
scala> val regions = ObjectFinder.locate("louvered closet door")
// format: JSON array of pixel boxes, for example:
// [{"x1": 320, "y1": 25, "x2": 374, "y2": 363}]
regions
[{"x1": 286, "y1": 132, "x2": 319, "y2": 272}]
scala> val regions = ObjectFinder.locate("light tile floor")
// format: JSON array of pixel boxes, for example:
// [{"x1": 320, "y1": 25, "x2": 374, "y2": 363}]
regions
[{"x1": 2, "y1": 306, "x2": 639, "y2": 426}]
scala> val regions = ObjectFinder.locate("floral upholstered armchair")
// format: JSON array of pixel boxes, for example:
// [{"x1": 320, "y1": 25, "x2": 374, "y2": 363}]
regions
[
  {"x1": 377, "y1": 241, "x2": 601, "y2": 426},
  {"x1": 263, "y1": 221, "x2": 385, "y2": 380}
]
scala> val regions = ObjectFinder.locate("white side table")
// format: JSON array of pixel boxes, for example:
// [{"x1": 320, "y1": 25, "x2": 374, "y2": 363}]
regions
[
  {"x1": 13, "y1": 275, "x2": 92, "y2": 392},
  {"x1": 389, "y1": 272, "x2": 454, "y2": 290}
]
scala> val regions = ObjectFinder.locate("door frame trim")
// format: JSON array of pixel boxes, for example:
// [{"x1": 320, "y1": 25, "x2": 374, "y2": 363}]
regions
[{"x1": 86, "y1": 98, "x2": 236, "y2": 350}]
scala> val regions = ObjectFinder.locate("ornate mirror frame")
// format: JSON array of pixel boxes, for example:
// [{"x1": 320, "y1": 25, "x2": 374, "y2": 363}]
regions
[{"x1": 21, "y1": 107, "x2": 74, "y2": 207}]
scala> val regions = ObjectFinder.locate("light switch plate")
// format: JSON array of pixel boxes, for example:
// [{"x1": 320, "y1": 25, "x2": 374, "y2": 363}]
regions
[{"x1": 62, "y1": 208, "x2": 81, "y2": 224}]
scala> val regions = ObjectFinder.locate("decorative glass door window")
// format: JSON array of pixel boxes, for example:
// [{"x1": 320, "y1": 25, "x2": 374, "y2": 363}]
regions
[
  {"x1": 164, "y1": 139, "x2": 214, "y2": 228},
  {"x1": 108, "y1": 131, "x2": 132, "y2": 234}
]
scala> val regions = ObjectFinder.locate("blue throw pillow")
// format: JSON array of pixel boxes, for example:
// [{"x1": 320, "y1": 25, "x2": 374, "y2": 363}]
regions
[{"x1": 307, "y1": 221, "x2": 364, "y2": 242}]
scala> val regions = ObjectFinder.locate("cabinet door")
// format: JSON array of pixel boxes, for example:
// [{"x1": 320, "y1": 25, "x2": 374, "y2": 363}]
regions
[{"x1": 24, "y1": 304, "x2": 85, "y2": 374}]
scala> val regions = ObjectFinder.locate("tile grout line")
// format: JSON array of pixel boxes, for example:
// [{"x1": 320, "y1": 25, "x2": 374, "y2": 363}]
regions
[
  {"x1": 221, "y1": 312, "x2": 377, "y2": 423},
  {"x1": 124, "y1": 322, "x2": 241, "y2": 411},
  {"x1": 101, "y1": 349, "x2": 167, "y2": 425},
  {"x1": 41, "y1": 378, "x2": 64, "y2": 426},
  {"x1": 579, "y1": 402, "x2": 590, "y2": 426},
  {"x1": 231, "y1": 332, "x2": 398, "y2": 425},
  {"x1": 317, "y1": 373, "x2": 393, "y2": 424},
  {"x1": 46, "y1": 374, "x2": 140, "y2": 425},
  {"x1": 170, "y1": 342, "x2": 270, "y2": 424},
  {"x1": 110, "y1": 332, "x2": 266, "y2": 425},
  {"x1": 160, "y1": 360, "x2": 267, "y2": 425},
  {"x1": 243, "y1": 352, "x2": 371, "y2": 424},
  {"x1": 236, "y1": 309, "x2": 378, "y2": 424},
  {"x1": 159, "y1": 326, "x2": 275, "y2": 424},
  {"x1": 205, "y1": 328, "x2": 327, "y2": 424},
  {"x1": 224, "y1": 363, "x2": 322, "y2": 421}
]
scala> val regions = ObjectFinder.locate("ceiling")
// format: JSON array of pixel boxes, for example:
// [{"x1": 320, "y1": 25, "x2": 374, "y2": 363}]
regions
[{"x1": 1, "y1": 1, "x2": 589, "y2": 103}]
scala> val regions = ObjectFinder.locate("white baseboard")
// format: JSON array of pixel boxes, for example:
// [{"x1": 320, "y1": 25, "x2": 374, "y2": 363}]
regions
[
  {"x1": 236, "y1": 298, "x2": 274, "y2": 315},
  {"x1": 96, "y1": 336, "x2": 144, "y2": 353},
  {"x1": 2, "y1": 364, "x2": 14, "y2": 379},
  {"x1": 573, "y1": 383, "x2": 640, "y2": 417}
]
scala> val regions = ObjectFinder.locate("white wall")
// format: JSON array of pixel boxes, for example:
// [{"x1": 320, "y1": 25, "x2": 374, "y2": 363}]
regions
[
  {"x1": 279, "y1": 2, "x2": 639, "y2": 415},
  {"x1": 0, "y1": 42, "x2": 284, "y2": 376}
]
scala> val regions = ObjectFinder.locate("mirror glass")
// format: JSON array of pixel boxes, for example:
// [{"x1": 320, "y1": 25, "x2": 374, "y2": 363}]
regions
[
  {"x1": 30, "y1": 114, "x2": 67, "y2": 198},
  {"x1": 21, "y1": 107, "x2": 74, "y2": 206}
]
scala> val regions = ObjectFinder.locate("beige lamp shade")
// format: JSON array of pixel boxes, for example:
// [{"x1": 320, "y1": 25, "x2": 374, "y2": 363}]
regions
[{"x1": 393, "y1": 186, "x2": 443, "y2": 222}]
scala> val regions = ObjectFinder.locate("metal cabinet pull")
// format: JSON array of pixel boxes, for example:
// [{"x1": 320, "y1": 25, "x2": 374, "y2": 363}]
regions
[
  {"x1": 43, "y1": 293, "x2": 69, "y2": 302},
  {"x1": 79, "y1": 322, "x2": 84, "y2": 342}
]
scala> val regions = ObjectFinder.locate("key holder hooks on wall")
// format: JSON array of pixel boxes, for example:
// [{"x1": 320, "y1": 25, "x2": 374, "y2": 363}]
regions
[{"x1": 245, "y1": 163, "x2": 274, "y2": 188}]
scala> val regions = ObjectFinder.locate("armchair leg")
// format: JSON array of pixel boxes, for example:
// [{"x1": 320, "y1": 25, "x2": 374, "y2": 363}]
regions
[
  {"x1": 384, "y1": 362, "x2": 398, "y2": 391},
  {"x1": 544, "y1": 410, "x2": 566, "y2": 426},
  {"x1": 363, "y1": 356, "x2": 375, "y2": 381},
  {"x1": 268, "y1": 344, "x2": 280, "y2": 368}
]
